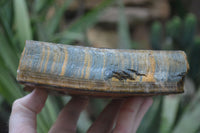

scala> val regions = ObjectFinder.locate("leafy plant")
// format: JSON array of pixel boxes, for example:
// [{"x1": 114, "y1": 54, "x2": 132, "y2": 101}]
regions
[
  {"x1": 165, "y1": 14, "x2": 197, "y2": 49},
  {"x1": 146, "y1": 13, "x2": 200, "y2": 133},
  {"x1": 0, "y1": 0, "x2": 200, "y2": 133},
  {"x1": 150, "y1": 21, "x2": 162, "y2": 50},
  {"x1": 0, "y1": 0, "x2": 115, "y2": 132}
]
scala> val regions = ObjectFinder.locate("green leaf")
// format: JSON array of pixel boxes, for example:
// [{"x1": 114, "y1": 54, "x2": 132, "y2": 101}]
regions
[
  {"x1": 69, "y1": 0, "x2": 115, "y2": 32},
  {"x1": 37, "y1": 96, "x2": 64, "y2": 133},
  {"x1": 0, "y1": 1, "x2": 13, "y2": 27},
  {"x1": 166, "y1": 16, "x2": 182, "y2": 39},
  {"x1": 34, "y1": 0, "x2": 55, "y2": 13},
  {"x1": 52, "y1": 0, "x2": 115, "y2": 44},
  {"x1": 14, "y1": 0, "x2": 32, "y2": 48},
  {"x1": 37, "y1": 97, "x2": 58, "y2": 133},
  {"x1": 160, "y1": 96, "x2": 180, "y2": 133},
  {"x1": 0, "y1": 80, "x2": 13, "y2": 103},
  {"x1": 77, "y1": 110, "x2": 92, "y2": 133},
  {"x1": 0, "y1": 0, "x2": 8, "y2": 5},
  {"x1": 172, "y1": 90, "x2": 200, "y2": 133},
  {"x1": 45, "y1": 96, "x2": 59, "y2": 122},
  {"x1": 37, "y1": 111, "x2": 50, "y2": 133},
  {"x1": 0, "y1": 67, "x2": 23, "y2": 103},
  {"x1": 0, "y1": 31, "x2": 18, "y2": 74},
  {"x1": 137, "y1": 97, "x2": 162, "y2": 133},
  {"x1": 150, "y1": 21, "x2": 162, "y2": 50},
  {"x1": 182, "y1": 13, "x2": 197, "y2": 47},
  {"x1": 46, "y1": 0, "x2": 73, "y2": 36},
  {"x1": 0, "y1": 1, "x2": 20, "y2": 53},
  {"x1": 117, "y1": 0, "x2": 132, "y2": 49},
  {"x1": 34, "y1": 0, "x2": 49, "y2": 13}
]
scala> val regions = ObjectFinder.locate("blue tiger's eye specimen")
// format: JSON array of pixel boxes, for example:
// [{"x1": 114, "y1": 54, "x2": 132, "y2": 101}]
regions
[{"x1": 17, "y1": 40, "x2": 189, "y2": 97}]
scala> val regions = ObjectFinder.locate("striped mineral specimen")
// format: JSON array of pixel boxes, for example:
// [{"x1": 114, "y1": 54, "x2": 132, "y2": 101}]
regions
[{"x1": 17, "y1": 40, "x2": 189, "y2": 97}]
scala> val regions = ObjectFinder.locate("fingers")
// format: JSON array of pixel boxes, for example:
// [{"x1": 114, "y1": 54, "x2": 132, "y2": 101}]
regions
[
  {"x1": 49, "y1": 97, "x2": 88, "y2": 133},
  {"x1": 9, "y1": 88, "x2": 48, "y2": 133},
  {"x1": 112, "y1": 97, "x2": 144, "y2": 133},
  {"x1": 132, "y1": 97, "x2": 153, "y2": 133},
  {"x1": 87, "y1": 99, "x2": 124, "y2": 133},
  {"x1": 88, "y1": 97, "x2": 153, "y2": 133}
]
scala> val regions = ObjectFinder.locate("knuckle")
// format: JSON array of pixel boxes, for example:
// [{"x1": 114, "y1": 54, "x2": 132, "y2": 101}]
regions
[
  {"x1": 120, "y1": 106, "x2": 136, "y2": 114},
  {"x1": 12, "y1": 99, "x2": 24, "y2": 112},
  {"x1": 12, "y1": 99, "x2": 20, "y2": 107}
]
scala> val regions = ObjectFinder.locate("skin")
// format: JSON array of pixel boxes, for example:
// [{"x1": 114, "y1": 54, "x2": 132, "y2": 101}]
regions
[{"x1": 9, "y1": 89, "x2": 153, "y2": 133}]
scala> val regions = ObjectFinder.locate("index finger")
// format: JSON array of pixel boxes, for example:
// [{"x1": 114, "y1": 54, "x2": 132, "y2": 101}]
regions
[
  {"x1": 9, "y1": 89, "x2": 47, "y2": 133},
  {"x1": 113, "y1": 97, "x2": 153, "y2": 133}
]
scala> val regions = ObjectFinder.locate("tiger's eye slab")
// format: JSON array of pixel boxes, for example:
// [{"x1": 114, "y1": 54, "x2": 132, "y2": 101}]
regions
[{"x1": 17, "y1": 40, "x2": 189, "y2": 97}]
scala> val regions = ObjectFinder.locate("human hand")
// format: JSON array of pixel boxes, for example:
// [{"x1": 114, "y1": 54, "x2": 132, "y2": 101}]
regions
[{"x1": 9, "y1": 89, "x2": 153, "y2": 133}]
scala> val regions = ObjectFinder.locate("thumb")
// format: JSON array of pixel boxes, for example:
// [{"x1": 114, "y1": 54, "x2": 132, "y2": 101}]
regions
[{"x1": 9, "y1": 88, "x2": 48, "y2": 133}]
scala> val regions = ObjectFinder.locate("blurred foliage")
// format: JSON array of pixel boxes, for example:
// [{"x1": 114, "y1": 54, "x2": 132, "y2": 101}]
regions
[
  {"x1": 150, "y1": 21, "x2": 162, "y2": 50},
  {"x1": 147, "y1": 13, "x2": 200, "y2": 133},
  {"x1": 0, "y1": 0, "x2": 200, "y2": 133},
  {"x1": 117, "y1": 0, "x2": 132, "y2": 49},
  {"x1": 150, "y1": 14, "x2": 200, "y2": 85},
  {"x1": 166, "y1": 14, "x2": 197, "y2": 49},
  {"x1": 0, "y1": 0, "x2": 115, "y2": 132},
  {"x1": 169, "y1": 0, "x2": 187, "y2": 18}
]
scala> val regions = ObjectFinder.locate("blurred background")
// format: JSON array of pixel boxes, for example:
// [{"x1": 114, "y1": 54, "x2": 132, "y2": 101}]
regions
[{"x1": 0, "y1": 0, "x2": 200, "y2": 132}]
